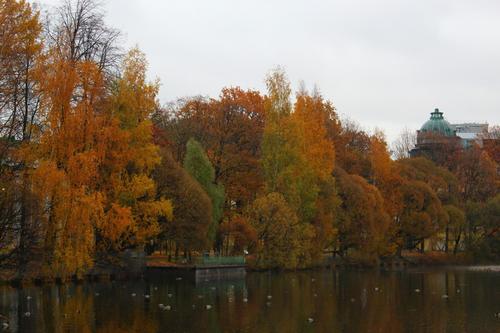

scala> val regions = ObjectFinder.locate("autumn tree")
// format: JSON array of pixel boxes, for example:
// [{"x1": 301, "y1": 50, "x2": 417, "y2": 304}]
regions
[
  {"x1": 454, "y1": 145, "x2": 498, "y2": 203},
  {"x1": 218, "y1": 214, "x2": 256, "y2": 255},
  {"x1": 262, "y1": 69, "x2": 322, "y2": 222},
  {"x1": 397, "y1": 180, "x2": 446, "y2": 252},
  {"x1": 443, "y1": 205, "x2": 466, "y2": 254},
  {"x1": 398, "y1": 157, "x2": 460, "y2": 206},
  {"x1": 330, "y1": 118, "x2": 372, "y2": 178},
  {"x1": 154, "y1": 149, "x2": 212, "y2": 258},
  {"x1": 46, "y1": 0, "x2": 121, "y2": 77},
  {"x1": 0, "y1": 0, "x2": 43, "y2": 272},
  {"x1": 465, "y1": 195, "x2": 500, "y2": 258},
  {"x1": 248, "y1": 193, "x2": 314, "y2": 269},
  {"x1": 21, "y1": 44, "x2": 172, "y2": 278},
  {"x1": 154, "y1": 87, "x2": 265, "y2": 210},
  {"x1": 0, "y1": 0, "x2": 42, "y2": 144},
  {"x1": 98, "y1": 48, "x2": 173, "y2": 253},
  {"x1": 30, "y1": 53, "x2": 110, "y2": 277},
  {"x1": 184, "y1": 138, "x2": 224, "y2": 246},
  {"x1": 206, "y1": 88, "x2": 265, "y2": 208},
  {"x1": 334, "y1": 168, "x2": 395, "y2": 259},
  {"x1": 292, "y1": 89, "x2": 337, "y2": 254},
  {"x1": 369, "y1": 131, "x2": 405, "y2": 221}
]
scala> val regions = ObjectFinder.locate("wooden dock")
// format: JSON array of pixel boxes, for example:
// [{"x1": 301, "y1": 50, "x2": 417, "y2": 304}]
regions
[{"x1": 145, "y1": 256, "x2": 246, "y2": 283}]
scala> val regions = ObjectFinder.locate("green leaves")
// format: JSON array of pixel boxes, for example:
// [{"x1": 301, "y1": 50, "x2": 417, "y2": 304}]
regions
[{"x1": 184, "y1": 138, "x2": 225, "y2": 245}]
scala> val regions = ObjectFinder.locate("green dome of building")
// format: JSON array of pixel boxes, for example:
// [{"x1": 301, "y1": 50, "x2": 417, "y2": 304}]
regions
[{"x1": 420, "y1": 108, "x2": 455, "y2": 137}]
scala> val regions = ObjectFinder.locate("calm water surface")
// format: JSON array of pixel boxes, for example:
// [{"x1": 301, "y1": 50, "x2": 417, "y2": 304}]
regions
[{"x1": 1, "y1": 267, "x2": 499, "y2": 333}]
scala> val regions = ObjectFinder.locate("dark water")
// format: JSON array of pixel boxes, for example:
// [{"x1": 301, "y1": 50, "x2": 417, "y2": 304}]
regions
[{"x1": 1, "y1": 267, "x2": 500, "y2": 333}]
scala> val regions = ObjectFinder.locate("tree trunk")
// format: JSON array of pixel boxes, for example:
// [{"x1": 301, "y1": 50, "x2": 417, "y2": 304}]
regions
[
  {"x1": 453, "y1": 230, "x2": 462, "y2": 255},
  {"x1": 444, "y1": 225, "x2": 449, "y2": 253}
]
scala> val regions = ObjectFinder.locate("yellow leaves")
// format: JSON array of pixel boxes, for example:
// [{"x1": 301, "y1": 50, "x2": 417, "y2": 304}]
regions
[
  {"x1": 133, "y1": 199, "x2": 173, "y2": 243},
  {"x1": 115, "y1": 48, "x2": 159, "y2": 127},
  {"x1": 129, "y1": 121, "x2": 161, "y2": 172},
  {"x1": 100, "y1": 204, "x2": 133, "y2": 243},
  {"x1": 249, "y1": 192, "x2": 315, "y2": 269},
  {"x1": 129, "y1": 174, "x2": 156, "y2": 199}
]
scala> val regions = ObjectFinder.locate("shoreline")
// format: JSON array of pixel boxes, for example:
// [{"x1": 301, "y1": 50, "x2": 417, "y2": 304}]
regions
[{"x1": 1, "y1": 252, "x2": 498, "y2": 288}]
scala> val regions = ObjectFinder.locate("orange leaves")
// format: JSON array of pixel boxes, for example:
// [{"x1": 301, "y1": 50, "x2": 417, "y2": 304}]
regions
[
  {"x1": 219, "y1": 214, "x2": 257, "y2": 254},
  {"x1": 22, "y1": 46, "x2": 172, "y2": 276},
  {"x1": 292, "y1": 93, "x2": 335, "y2": 181},
  {"x1": 100, "y1": 204, "x2": 133, "y2": 243}
]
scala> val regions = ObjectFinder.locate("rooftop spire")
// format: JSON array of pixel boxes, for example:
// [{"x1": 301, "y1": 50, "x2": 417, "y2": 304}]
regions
[{"x1": 430, "y1": 108, "x2": 443, "y2": 119}]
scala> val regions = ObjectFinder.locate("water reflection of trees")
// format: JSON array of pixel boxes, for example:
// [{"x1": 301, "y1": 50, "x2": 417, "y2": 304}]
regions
[{"x1": 0, "y1": 270, "x2": 499, "y2": 332}]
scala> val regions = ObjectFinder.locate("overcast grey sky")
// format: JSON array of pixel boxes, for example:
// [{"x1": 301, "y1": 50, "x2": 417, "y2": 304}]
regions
[{"x1": 36, "y1": 0, "x2": 500, "y2": 142}]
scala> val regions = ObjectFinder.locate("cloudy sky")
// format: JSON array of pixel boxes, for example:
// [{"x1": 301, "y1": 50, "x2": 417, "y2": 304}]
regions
[{"x1": 36, "y1": 0, "x2": 500, "y2": 142}]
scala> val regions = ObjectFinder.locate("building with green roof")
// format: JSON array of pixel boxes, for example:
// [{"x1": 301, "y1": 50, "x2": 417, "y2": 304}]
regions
[
  {"x1": 419, "y1": 108, "x2": 455, "y2": 137},
  {"x1": 410, "y1": 108, "x2": 461, "y2": 164}
]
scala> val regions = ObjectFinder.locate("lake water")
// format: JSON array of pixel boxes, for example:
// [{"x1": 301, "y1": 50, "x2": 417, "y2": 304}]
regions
[{"x1": 0, "y1": 267, "x2": 499, "y2": 332}]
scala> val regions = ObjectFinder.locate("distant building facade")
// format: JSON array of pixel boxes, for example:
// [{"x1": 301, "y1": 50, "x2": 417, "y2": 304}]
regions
[{"x1": 410, "y1": 108, "x2": 491, "y2": 164}]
